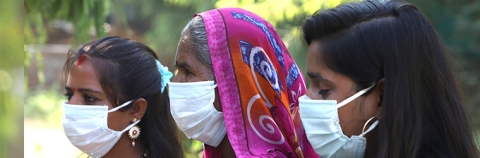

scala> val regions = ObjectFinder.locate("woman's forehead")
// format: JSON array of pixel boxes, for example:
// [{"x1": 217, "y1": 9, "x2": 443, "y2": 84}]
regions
[
  {"x1": 175, "y1": 40, "x2": 195, "y2": 65},
  {"x1": 76, "y1": 55, "x2": 87, "y2": 66},
  {"x1": 67, "y1": 59, "x2": 102, "y2": 90}
]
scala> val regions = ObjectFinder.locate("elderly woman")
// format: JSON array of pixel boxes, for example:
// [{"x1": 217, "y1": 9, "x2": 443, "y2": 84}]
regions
[{"x1": 168, "y1": 8, "x2": 318, "y2": 157}]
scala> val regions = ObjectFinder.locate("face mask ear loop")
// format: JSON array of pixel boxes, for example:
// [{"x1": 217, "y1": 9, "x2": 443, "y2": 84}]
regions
[
  {"x1": 205, "y1": 81, "x2": 218, "y2": 111},
  {"x1": 108, "y1": 100, "x2": 134, "y2": 113},
  {"x1": 121, "y1": 119, "x2": 141, "y2": 133},
  {"x1": 360, "y1": 115, "x2": 379, "y2": 145},
  {"x1": 337, "y1": 84, "x2": 376, "y2": 108},
  {"x1": 206, "y1": 81, "x2": 217, "y2": 90}
]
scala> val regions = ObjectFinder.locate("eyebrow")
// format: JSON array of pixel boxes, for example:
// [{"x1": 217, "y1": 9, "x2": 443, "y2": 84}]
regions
[
  {"x1": 65, "y1": 86, "x2": 103, "y2": 94},
  {"x1": 307, "y1": 72, "x2": 334, "y2": 85}
]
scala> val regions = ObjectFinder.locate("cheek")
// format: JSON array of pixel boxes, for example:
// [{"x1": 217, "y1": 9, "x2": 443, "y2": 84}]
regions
[
  {"x1": 195, "y1": 65, "x2": 215, "y2": 81},
  {"x1": 337, "y1": 98, "x2": 379, "y2": 136},
  {"x1": 337, "y1": 103, "x2": 356, "y2": 124},
  {"x1": 337, "y1": 101, "x2": 364, "y2": 136},
  {"x1": 361, "y1": 98, "x2": 381, "y2": 119},
  {"x1": 106, "y1": 109, "x2": 131, "y2": 131}
]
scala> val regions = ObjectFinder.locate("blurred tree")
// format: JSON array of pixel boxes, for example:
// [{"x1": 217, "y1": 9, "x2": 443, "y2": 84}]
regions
[
  {"x1": 24, "y1": 0, "x2": 110, "y2": 44},
  {"x1": 1, "y1": 0, "x2": 24, "y2": 157},
  {"x1": 408, "y1": 0, "x2": 480, "y2": 129}
]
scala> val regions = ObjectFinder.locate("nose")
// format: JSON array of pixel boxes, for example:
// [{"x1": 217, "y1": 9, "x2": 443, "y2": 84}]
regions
[{"x1": 305, "y1": 87, "x2": 316, "y2": 99}]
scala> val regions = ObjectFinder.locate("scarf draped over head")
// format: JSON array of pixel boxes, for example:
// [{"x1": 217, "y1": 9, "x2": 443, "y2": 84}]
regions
[{"x1": 196, "y1": 8, "x2": 318, "y2": 158}]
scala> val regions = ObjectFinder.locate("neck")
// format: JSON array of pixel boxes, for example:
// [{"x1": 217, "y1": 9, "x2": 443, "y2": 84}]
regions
[
  {"x1": 218, "y1": 135, "x2": 236, "y2": 158},
  {"x1": 102, "y1": 134, "x2": 145, "y2": 158}
]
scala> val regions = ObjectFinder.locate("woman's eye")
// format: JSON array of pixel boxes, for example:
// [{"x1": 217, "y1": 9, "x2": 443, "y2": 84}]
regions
[
  {"x1": 84, "y1": 95, "x2": 97, "y2": 102},
  {"x1": 184, "y1": 69, "x2": 194, "y2": 81},
  {"x1": 318, "y1": 89, "x2": 330, "y2": 95},
  {"x1": 64, "y1": 93, "x2": 72, "y2": 101}
]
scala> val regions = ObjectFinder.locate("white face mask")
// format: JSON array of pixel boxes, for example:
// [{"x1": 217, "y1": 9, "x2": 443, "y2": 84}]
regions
[
  {"x1": 168, "y1": 81, "x2": 226, "y2": 147},
  {"x1": 62, "y1": 100, "x2": 140, "y2": 158},
  {"x1": 299, "y1": 84, "x2": 378, "y2": 158}
]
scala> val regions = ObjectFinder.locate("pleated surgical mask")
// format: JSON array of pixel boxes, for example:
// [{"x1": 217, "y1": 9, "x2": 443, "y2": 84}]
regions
[
  {"x1": 62, "y1": 100, "x2": 140, "y2": 158},
  {"x1": 299, "y1": 84, "x2": 378, "y2": 158},
  {"x1": 168, "y1": 81, "x2": 227, "y2": 147}
]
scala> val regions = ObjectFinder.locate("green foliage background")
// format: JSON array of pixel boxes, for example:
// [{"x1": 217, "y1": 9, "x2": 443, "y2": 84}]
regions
[
  {"x1": 23, "y1": 0, "x2": 480, "y2": 157},
  {"x1": 1, "y1": 0, "x2": 23, "y2": 157}
]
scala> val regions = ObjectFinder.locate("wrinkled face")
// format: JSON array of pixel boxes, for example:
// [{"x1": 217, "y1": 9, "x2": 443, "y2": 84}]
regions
[
  {"x1": 305, "y1": 41, "x2": 380, "y2": 137},
  {"x1": 172, "y1": 36, "x2": 222, "y2": 111},
  {"x1": 65, "y1": 58, "x2": 131, "y2": 131}
]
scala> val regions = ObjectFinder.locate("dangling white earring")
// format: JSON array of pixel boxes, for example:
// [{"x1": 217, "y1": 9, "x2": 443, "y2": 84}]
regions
[{"x1": 128, "y1": 118, "x2": 141, "y2": 146}]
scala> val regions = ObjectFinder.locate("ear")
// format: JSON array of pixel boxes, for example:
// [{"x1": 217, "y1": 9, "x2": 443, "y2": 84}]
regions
[
  {"x1": 129, "y1": 98, "x2": 148, "y2": 121},
  {"x1": 375, "y1": 78, "x2": 384, "y2": 119},
  {"x1": 376, "y1": 78, "x2": 385, "y2": 107}
]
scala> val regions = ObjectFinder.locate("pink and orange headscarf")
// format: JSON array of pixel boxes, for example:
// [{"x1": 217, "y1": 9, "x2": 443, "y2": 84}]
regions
[{"x1": 196, "y1": 8, "x2": 318, "y2": 158}]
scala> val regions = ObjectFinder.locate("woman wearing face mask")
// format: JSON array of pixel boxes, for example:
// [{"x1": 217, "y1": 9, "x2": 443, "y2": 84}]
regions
[
  {"x1": 168, "y1": 8, "x2": 318, "y2": 157},
  {"x1": 62, "y1": 36, "x2": 184, "y2": 158},
  {"x1": 299, "y1": 0, "x2": 480, "y2": 158}
]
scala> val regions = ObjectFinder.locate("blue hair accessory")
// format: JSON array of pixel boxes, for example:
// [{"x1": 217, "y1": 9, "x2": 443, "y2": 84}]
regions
[{"x1": 156, "y1": 60, "x2": 173, "y2": 93}]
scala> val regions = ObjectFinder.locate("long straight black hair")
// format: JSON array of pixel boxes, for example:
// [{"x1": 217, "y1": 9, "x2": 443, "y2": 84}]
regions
[
  {"x1": 302, "y1": 0, "x2": 479, "y2": 157},
  {"x1": 64, "y1": 36, "x2": 184, "y2": 158}
]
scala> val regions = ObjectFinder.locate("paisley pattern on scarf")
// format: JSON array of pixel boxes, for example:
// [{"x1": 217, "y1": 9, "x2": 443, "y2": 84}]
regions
[
  {"x1": 232, "y1": 12, "x2": 285, "y2": 71},
  {"x1": 240, "y1": 40, "x2": 281, "y2": 95}
]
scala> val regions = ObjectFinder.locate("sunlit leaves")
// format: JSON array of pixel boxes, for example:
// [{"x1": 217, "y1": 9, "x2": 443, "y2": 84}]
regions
[{"x1": 216, "y1": 0, "x2": 357, "y2": 26}]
